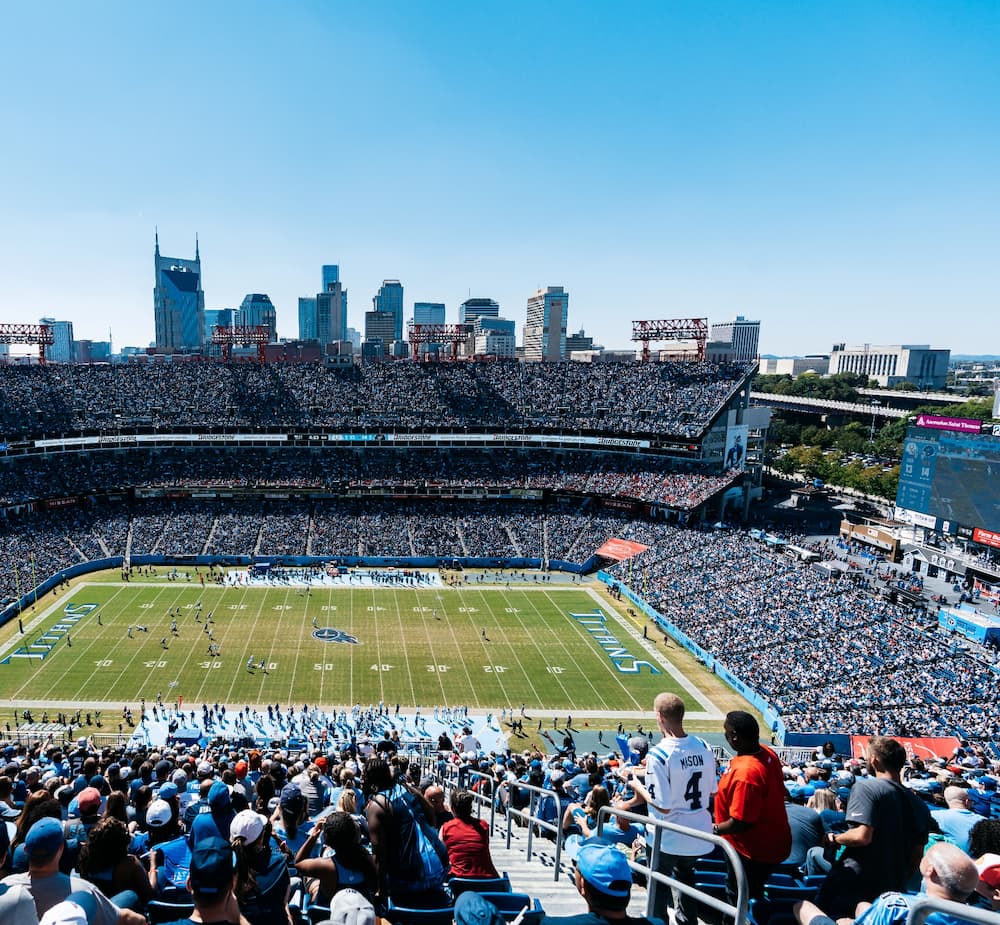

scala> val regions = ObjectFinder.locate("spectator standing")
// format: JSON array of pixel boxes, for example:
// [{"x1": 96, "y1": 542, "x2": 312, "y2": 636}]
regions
[
  {"x1": 625, "y1": 693, "x2": 716, "y2": 925},
  {"x1": 713, "y1": 711, "x2": 791, "y2": 900},
  {"x1": 814, "y1": 737, "x2": 930, "y2": 920}
]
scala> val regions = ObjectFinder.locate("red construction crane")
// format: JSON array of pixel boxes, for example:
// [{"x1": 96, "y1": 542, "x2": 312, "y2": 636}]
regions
[
  {"x1": 631, "y1": 318, "x2": 708, "y2": 364},
  {"x1": 211, "y1": 325, "x2": 269, "y2": 363},
  {"x1": 0, "y1": 323, "x2": 55, "y2": 364},
  {"x1": 407, "y1": 323, "x2": 472, "y2": 361}
]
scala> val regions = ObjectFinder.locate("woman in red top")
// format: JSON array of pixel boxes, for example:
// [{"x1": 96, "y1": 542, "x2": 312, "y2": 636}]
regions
[{"x1": 438, "y1": 790, "x2": 499, "y2": 880}]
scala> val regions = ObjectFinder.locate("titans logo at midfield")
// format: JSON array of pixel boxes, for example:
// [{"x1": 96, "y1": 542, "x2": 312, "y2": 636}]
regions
[{"x1": 312, "y1": 628, "x2": 360, "y2": 645}]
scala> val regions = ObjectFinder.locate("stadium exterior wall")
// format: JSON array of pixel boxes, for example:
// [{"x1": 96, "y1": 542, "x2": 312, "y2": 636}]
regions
[{"x1": 597, "y1": 570, "x2": 788, "y2": 743}]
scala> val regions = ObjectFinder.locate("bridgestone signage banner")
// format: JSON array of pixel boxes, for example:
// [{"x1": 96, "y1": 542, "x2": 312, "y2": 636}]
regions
[{"x1": 35, "y1": 432, "x2": 651, "y2": 451}]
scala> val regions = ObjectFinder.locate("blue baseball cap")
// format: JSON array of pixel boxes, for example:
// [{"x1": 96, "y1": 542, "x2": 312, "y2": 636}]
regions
[
  {"x1": 577, "y1": 842, "x2": 632, "y2": 897},
  {"x1": 25, "y1": 816, "x2": 64, "y2": 860},
  {"x1": 158, "y1": 782, "x2": 179, "y2": 801},
  {"x1": 189, "y1": 837, "x2": 235, "y2": 895},
  {"x1": 208, "y1": 780, "x2": 231, "y2": 809},
  {"x1": 454, "y1": 890, "x2": 507, "y2": 925}
]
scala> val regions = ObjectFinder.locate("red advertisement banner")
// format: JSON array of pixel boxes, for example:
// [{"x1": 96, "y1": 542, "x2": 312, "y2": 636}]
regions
[{"x1": 595, "y1": 538, "x2": 650, "y2": 561}]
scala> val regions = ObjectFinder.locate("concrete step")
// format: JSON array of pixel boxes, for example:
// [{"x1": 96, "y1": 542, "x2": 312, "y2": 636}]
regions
[{"x1": 485, "y1": 821, "x2": 651, "y2": 918}]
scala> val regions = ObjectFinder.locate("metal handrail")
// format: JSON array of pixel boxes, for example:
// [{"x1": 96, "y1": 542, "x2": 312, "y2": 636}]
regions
[
  {"x1": 498, "y1": 780, "x2": 568, "y2": 881},
  {"x1": 906, "y1": 895, "x2": 999, "y2": 925},
  {"x1": 595, "y1": 805, "x2": 749, "y2": 925},
  {"x1": 440, "y1": 765, "x2": 499, "y2": 835}
]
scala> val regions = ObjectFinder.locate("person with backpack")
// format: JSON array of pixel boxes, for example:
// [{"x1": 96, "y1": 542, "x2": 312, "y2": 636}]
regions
[{"x1": 363, "y1": 758, "x2": 449, "y2": 908}]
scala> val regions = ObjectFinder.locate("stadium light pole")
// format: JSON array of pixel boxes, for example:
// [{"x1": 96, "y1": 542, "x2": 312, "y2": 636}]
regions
[{"x1": 869, "y1": 399, "x2": 880, "y2": 446}]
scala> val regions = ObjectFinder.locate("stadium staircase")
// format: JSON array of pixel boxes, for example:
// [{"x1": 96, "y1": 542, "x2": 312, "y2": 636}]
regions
[
  {"x1": 482, "y1": 823, "x2": 650, "y2": 917},
  {"x1": 456, "y1": 522, "x2": 470, "y2": 556},
  {"x1": 201, "y1": 518, "x2": 218, "y2": 556}
]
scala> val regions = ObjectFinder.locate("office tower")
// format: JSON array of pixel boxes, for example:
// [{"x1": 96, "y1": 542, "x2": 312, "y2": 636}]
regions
[
  {"x1": 374, "y1": 280, "x2": 404, "y2": 341},
  {"x1": 298, "y1": 298, "x2": 318, "y2": 341},
  {"x1": 322, "y1": 264, "x2": 340, "y2": 290},
  {"x1": 364, "y1": 309, "x2": 396, "y2": 346},
  {"x1": 317, "y1": 286, "x2": 347, "y2": 344},
  {"x1": 204, "y1": 308, "x2": 236, "y2": 336},
  {"x1": 39, "y1": 317, "x2": 74, "y2": 363},
  {"x1": 710, "y1": 316, "x2": 760, "y2": 362},
  {"x1": 523, "y1": 286, "x2": 568, "y2": 362},
  {"x1": 459, "y1": 297, "x2": 500, "y2": 325},
  {"x1": 153, "y1": 233, "x2": 205, "y2": 351},
  {"x1": 413, "y1": 302, "x2": 446, "y2": 325},
  {"x1": 237, "y1": 294, "x2": 278, "y2": 342}
]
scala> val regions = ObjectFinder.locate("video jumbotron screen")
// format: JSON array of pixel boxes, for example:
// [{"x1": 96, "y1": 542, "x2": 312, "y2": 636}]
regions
[{"x1": 896, "y1": 427, "x2": 1000, "y2": 534}]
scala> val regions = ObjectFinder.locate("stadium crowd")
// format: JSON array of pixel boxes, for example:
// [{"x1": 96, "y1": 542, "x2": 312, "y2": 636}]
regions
[
  {"x1": 0, "y1": 712, "x2": 998, "y2": 925},
  {"x1": 0, "y1": 360, "x2": 751, "y2": 439},
  {"x1": 0, "y1": 447, "x2": 739, "y2": 510},
  {"x1": 607, "y1": 530, "x2": 1000, "y2": 743}
]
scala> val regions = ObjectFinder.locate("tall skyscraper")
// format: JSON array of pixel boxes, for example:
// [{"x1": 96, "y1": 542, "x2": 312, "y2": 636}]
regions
[
  {"x1": 237, "y1": 294, "x2": 278, "y2": 342},
  {"x1": 298, "y1": 297, "x2": 318, "y2": 341},
  {"x1": 413, "y1": 302, "x2": 446, "y2": 325},
  {"x1": 302, "y1": 264, "x2": 349, "y2": 345},
  {"x1": 39, "y1": 317, "x2": 74, "y2": 363},
  {"x1": 374, "y1": 280, "x2": 404, "y2": 341},
  {"x1": 710, "y1": 317, "x2": 760, "y2": 362},
  {"x1": 153, "y1": 233, "x2": 205, "y2": 351},
  {"x1": 523, "y1": 286, "x2": 568, "y2": 362},
  {"x1": 317, "y1": 286, "x2": 347, "y2": 344},
  {"x1": 459, "y1": 298, "x2": 500, "y2": 324}
]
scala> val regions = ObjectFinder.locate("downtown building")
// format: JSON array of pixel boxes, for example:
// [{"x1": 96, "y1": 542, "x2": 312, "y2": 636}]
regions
[
  {"x1": 39, "y1": 317, "x2": 75, "y2": 363},
  {"x1": 153, "y1": 234, "x2": 205, "y2": 352},
  {"x1": 237, "y1": 294, "x2": 278, "y2": 342},
  {"x1": 710, "y1": 316, "x2": 760, "y2": 362},
  {"x1": 374, "y1": 280, "x2": 404, "y2": 342},
  {"x1": 299, "y1": 264, "x2": 348, "y2": 347},
  {"x1": 523, "y1": 286, "x2": 568, "y2": 362}
]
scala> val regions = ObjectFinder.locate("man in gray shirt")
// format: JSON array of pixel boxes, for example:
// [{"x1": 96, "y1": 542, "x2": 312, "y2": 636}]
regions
[{"x1": 1, "y1": 817, "x2": 145, "y2": 925}]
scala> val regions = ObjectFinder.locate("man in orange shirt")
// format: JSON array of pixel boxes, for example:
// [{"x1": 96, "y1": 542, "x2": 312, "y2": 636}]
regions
[{"x1": 713, "y1": 711, "x2": 791, "y2": 902}]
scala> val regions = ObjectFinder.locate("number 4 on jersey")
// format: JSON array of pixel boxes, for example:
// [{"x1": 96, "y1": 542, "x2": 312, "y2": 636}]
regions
[{"x1": 683, "y1": 771, "x2": 703, "y2": 809}]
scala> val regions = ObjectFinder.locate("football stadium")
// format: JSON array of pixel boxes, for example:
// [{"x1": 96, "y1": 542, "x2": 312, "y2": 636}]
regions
[{"x1": 1, "y1": 360, "x2": 999, "y2": 922}]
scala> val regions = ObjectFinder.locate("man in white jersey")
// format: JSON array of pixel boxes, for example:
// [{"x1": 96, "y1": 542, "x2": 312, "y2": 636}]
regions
[{"x1": 626, "y1": 693, "x2": 716, "y2": 925}]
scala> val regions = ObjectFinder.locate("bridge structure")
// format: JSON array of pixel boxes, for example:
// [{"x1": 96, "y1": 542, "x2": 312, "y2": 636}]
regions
[{"x1": 750, "y1": 391, "x2": 910, "y2": 419}]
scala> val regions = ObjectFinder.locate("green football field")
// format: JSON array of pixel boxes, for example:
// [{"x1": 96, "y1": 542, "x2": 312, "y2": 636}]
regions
[{"x1": 0, "y1": 578, "x2": 709, "y2": 714}]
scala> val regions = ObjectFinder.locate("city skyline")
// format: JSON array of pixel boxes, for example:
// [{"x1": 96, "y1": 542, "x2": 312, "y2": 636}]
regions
[{"x1": 1, "y1": 3, "x2": 998, "y2": 356}]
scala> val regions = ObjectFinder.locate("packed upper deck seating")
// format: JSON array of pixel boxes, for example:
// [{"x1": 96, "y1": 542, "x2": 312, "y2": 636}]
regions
[{"x1": 0, "y1": 359, "x2": 752, "y2": 439}]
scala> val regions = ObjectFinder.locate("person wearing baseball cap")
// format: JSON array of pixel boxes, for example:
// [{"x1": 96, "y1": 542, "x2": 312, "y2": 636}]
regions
[
  {"x1": 538, "y1": 838, "x2": 655, "y2": 925},
  {"x1": 157, "y1": 836, "x2": 244, "y2": 925},
  {"x1": 229, "y1": 809, "x2": 291, "y2": 924},
  {"x1": 1, "y1": 817, "x2": 145, "y2": 925}
]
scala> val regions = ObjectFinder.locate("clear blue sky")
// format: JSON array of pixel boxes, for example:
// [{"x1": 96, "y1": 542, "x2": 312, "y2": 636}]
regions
[{"x1": 1, "y1": 1, "x2": 997, "y2": 356}]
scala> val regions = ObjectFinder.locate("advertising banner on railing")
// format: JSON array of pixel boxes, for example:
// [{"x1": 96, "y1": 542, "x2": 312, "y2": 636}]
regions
[{"x1": 849, "y1": 735, "x2": 960, "y2": 761}]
